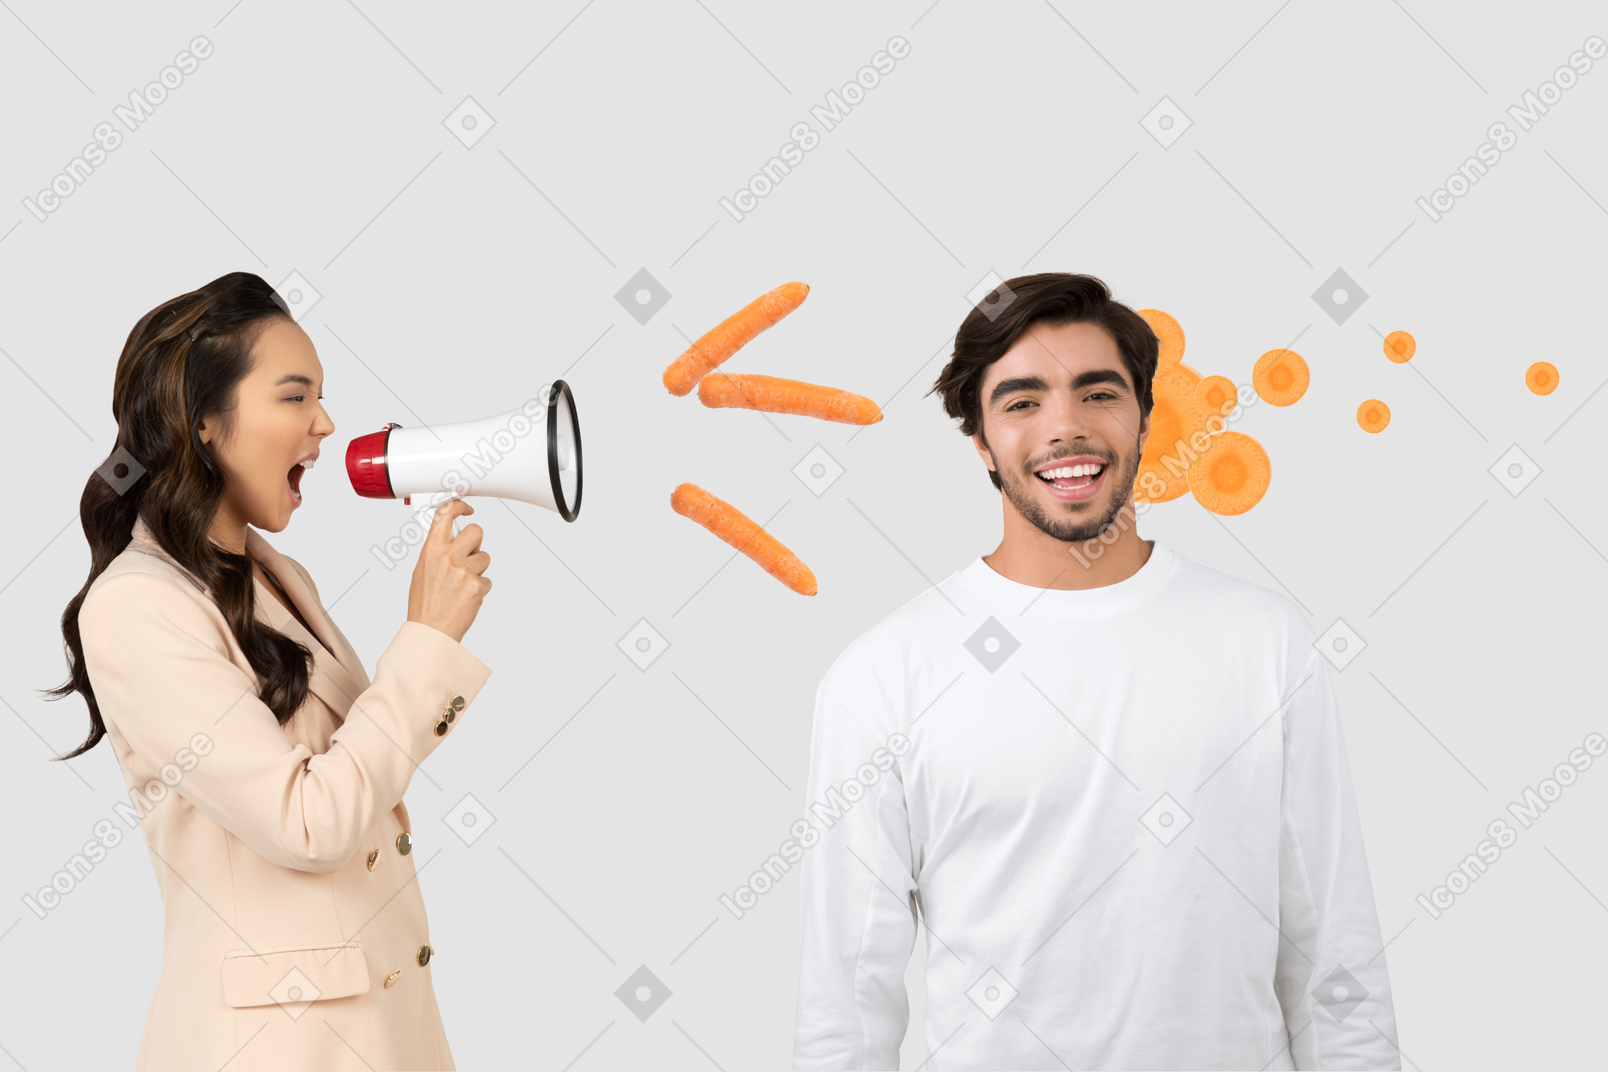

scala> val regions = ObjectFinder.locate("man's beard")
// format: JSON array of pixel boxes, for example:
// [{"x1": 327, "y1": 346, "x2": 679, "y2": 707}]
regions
[{"x1": 997, "y1": 437, "x2": 1141, "y2": 544}]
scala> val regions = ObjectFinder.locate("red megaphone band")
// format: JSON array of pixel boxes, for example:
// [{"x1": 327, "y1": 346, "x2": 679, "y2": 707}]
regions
[{"x1": 345, "y1": 423, "x2": 396, "y2": 499}]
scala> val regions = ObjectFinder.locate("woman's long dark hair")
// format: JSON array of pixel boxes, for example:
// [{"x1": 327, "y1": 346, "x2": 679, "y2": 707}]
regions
[{"x1": 44, "y1": 271, "x2": 315, "y2": 760}]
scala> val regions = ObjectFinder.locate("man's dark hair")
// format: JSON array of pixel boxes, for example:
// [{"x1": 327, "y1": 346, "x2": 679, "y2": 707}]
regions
[{"x1": 926, "y1": 272, "x2": 1159, "y2": 490}]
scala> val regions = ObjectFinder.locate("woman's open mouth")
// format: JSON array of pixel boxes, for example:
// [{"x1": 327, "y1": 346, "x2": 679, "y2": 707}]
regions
[
  {"x1": 287, "y1": 463, "x2": 305, "y2": 505},
  {"x1": 1034, "y1": 461, "x2": 1106, "y2": 501}
]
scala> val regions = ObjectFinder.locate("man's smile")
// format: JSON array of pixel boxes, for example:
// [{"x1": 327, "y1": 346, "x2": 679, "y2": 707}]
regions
[{"x1": 1032, "y1": 455, "x2": 1109, "y2": 500}]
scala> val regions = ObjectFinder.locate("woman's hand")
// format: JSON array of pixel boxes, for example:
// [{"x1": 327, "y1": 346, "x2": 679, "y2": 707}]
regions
[{"x1": 407, "y1": 498, "x2": 491, "y2": 644}]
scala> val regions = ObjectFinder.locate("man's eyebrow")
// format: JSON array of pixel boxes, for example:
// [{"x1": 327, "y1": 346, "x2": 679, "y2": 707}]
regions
[
  {"x1": 1072, "y1": 368, "x2": 1131, "y2": 392},
  {"x1": 989, "y1": 376, "x2": 1049, "y2": 406},
  {"x1": 988, "y1": 368, "x2": 1130, "y2": 406},
  {"x1": 273, "y1": 374, "x2": 318, "y2": 388}
]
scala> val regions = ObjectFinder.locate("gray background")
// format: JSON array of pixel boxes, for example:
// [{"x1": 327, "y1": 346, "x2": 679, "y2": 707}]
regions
[{"x1": 3, "y1": 1, "x2": 1605, "y2": 1068}]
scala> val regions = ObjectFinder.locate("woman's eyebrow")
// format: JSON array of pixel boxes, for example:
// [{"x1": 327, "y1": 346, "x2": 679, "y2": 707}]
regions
[{"x1": 273, "y1": 374, "x2": 317, "y2": 388}]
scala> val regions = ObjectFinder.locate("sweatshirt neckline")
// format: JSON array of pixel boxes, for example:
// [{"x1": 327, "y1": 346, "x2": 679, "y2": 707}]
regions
[{"x1": 959, "y1": 539, "x2": 1175, "y2": 617}]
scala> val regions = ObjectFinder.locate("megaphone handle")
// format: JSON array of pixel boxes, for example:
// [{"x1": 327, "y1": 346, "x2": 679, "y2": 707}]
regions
[
  {"x1": 405, "y1": 492, "x2": 466, "y2": 538},
  {"x1": 441, "y1": 493, "x2": 467, "y2": 539}
]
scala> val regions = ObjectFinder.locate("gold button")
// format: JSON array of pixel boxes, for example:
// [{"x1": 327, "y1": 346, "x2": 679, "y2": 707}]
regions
[
  {"x1": 451, "y1": 695, "x2": 465, "y2": 712},
  {"x1": 434, "y1": 720, "x2": 449, "y2": 736},
  {"x1": 384, "y1": 969, "x2": 402, "y2": 989},
  {"x1": 366, "y1": 850, "x2": 379, "y2": 871},
  {"x1": 396, "y1": 831, "x2": 412, "y2": 855},
  {"x1": 416, "y1": 943, "x2": 433, "y2": 966},
  {"x1": 444, "y1": 707, "x2": 456, "y2": 724}
]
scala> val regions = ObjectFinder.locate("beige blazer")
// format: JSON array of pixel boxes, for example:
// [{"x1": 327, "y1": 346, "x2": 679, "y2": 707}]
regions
[{"x1": 78, "y1": 515, "x2": 492, "y2": 1071}]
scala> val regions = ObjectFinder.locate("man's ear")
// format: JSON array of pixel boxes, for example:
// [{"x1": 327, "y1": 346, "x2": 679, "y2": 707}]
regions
[
  {"x1": 972, "y1": 432, "x2": 995, "y2": 474},
  {"x1": 1136, "y1": 409, "x2": 1150, "y2": 455}
]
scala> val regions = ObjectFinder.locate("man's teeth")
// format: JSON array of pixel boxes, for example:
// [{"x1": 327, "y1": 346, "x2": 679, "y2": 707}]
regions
[{"x1": 1038, "y1": 463, "x2": 1103, "y2": 479}]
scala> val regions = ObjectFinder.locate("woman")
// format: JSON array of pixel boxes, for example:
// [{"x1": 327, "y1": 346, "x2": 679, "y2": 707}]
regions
[{"x1": 47, "y1": 271, "x2": 493, "y2": 1071}]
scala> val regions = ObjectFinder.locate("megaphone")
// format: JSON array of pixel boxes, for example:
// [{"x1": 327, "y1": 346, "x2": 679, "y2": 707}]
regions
[{"x1": 345, "y1": 379, "x2": 582, "y2": 521}]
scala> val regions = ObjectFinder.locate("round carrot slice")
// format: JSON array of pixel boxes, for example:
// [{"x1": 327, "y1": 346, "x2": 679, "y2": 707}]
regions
[
  {"x1": 1136, "y1": 363, "x2": 1206, "y2": 504},
  {"x1": 1252, "y1": 349, "x2": 1309, "y2": 406},
  {"x1": 1357, "y1": 398, "x2": 1391, "y2": 433},
  {"x1": 1526, "y1": 361, "x2": 1559, "y2": 395},
  {"x1": 1195, "y1": 375, "x2": 1238, "y2": 427},
  {"x1": 1187, "y1": 431, "x2": 1271, "y2": 515},
  {"x1": 1383, "y1": 331, "x2": 1415, "y2": 363},
  {"x1": 1137, "y1": 308, "x2": 1184, "y2": 377}
]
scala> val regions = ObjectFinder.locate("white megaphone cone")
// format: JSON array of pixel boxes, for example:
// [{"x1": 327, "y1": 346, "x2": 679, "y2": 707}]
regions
[{"x1": 345, "y1": 379, "x2": 582, "y2": 521}]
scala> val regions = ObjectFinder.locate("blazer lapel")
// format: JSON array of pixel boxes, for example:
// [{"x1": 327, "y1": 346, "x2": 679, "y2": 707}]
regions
[
  {"x1": 243, "y1": 530, "x2": 367, "y2": 716},
  {"x1": 128, "y1": 517, "x2": 367, "y2": 718}
]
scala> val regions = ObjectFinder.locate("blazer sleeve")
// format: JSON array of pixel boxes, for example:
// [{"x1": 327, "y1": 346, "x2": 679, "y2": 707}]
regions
[{"x1": 78, "y1": 569, "x2": 492, "y2": 874}]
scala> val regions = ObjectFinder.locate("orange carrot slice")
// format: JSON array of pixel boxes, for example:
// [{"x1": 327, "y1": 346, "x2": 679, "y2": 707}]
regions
[
  {"x1": 1252, "y1": 348, "x2": 1309, "y2": 406},
  {"x1": 1137, "y1": 308, "x2": 1185, "y2": 377},
  {"x1": 1383, "y1": 331, "x2": 1415, "y2": 363},
  {"x1": 670, "y1": 483, "x2": 817, "y2": 596},
  {"x1": 698, "y1": 373, "x2": 882, "y2": 425},
  {"x1": 1136, "y1": 363, "x2": 1207, "y2": 504},
  {"x1": 1188, "y1": 431, "x2": 1271, "y2": 515},
  {"x1": 663, "y1": 282, "x2": 810, "y2": 396},
  {"x1": 1196, "y1": 374, "x2": 1238, "y2": 425},
  {"x1": 1526, "y1": 361, "x2": 1559, "y2": 395},
  {"x1": 1357, "y1": 398, "x2": 1390, "y2": 433}
]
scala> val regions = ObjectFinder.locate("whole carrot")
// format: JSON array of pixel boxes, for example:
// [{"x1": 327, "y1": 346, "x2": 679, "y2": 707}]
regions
[
  {"x1": 670, "y1": 482, "x2": 817, "y2": 596},
  {"x1": 662, "y1": 282, "x2": 810, "y2": 396},
  {"x1": 698, "y1": 373, "x2": 883, "y2": 425}
]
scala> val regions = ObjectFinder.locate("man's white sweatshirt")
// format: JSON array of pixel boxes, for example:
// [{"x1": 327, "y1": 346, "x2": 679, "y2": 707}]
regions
[{"x1": 792, "y1": 540, "x2": 1399, "y2": 1070}]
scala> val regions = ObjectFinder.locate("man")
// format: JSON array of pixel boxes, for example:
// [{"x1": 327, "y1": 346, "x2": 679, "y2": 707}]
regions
[{"x1": 791, "y1": 273, "x2": 1398, "y2": 1070}]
